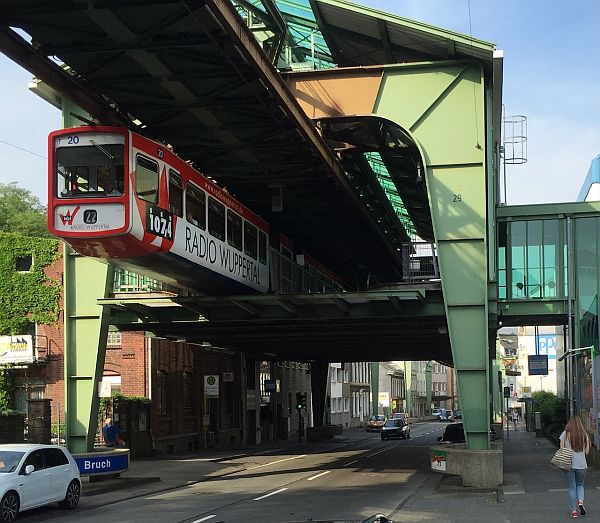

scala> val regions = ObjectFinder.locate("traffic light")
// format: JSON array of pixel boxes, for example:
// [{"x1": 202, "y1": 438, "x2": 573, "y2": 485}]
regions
[{"x1": 296, "y1": 392, "x2": 307, "y2": 410}]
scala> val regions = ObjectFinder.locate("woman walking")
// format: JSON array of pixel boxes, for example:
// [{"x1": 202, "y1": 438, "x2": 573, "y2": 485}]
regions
[{"x1": 560, "y1": 416, "x2": 590, "y2": 518}]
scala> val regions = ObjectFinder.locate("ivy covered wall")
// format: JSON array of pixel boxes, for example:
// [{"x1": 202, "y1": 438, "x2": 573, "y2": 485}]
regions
[{"x1": 0, "y1": 232, "x2": 61, "y2": 335}]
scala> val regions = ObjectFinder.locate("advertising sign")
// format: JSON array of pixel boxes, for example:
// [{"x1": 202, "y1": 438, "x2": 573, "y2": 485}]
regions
[
  {"x1": 431, "y1": 449, "x2": 447, "y2": 472},
  {"x1": 528, "y1": 355, "x2": 549, "y2": 376},
  {"x1": 378, "y1": 392, "x2": 389, "y2": 407},
  {"x1": 204, "y1": 375, "x2": 219, "y2": 398},
  {"x1": 0, "y1": 335, "x2": 34, "y2": 364}
]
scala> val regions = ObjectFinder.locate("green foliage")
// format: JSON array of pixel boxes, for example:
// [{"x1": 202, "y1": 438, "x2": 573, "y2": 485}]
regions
[
  {"x1": 113, "y1": 393, "x2": 151, "y2": 406},
  {"x1": 0, "y1": 366, "x2": 15, "y2": 411},
  {"x1": 0, "y1": 232, "x2": 61, "y2": 334},
  {"x1": 532, "y1": 390, "x2": 566, "y2": 435},
  {"x1": 0, "y1": 183, "x2": 50, "y2": 238},
  {"x1": 0, "y1": 410, "x2": 24, "y2": 418}
]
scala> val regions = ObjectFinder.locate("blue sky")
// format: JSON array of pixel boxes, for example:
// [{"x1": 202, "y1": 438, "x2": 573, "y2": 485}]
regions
[{"x1": 0, "y1": 0, "x2": 598, "y2": 206}]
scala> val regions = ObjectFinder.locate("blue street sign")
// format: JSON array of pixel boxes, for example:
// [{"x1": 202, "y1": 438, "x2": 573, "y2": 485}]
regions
[
  {"x1": 528, "y1": 354, "x2": 549, "y2": 376},
  {"x1": 74, "y1": 452, "x2": 129, "y2": 475}
]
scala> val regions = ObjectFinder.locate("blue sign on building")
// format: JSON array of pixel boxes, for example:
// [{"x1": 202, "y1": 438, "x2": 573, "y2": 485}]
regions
[
  {"x1": 75, "y1": 452, "x2": 129, "y2": 476},
  {"x1": 536, "y1": 334, "x2": 557, "y2": 358},
  {"x1": 528, "y1": 355, "x2": 549, "y2": 376}
]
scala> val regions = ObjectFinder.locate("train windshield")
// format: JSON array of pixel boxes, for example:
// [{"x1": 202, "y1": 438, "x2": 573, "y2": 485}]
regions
[{"x1": 55, "y1": 144, "x2": 124, "y2": 198}]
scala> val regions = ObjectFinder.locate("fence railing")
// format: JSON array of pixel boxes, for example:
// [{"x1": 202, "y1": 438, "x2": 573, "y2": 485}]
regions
[{"x1": 401, "y1": 242, "x2": 439, "y2": 281}]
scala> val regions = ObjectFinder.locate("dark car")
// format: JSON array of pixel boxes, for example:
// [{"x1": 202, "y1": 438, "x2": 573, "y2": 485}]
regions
[
  {"x1": 454, "y1": 409, "x2": 462, "y2": 419},
  {"x1": 381, "y1": 416, "x2": 410, "y2": 440},
  {"x1": 437, "y1": 422, "x2": 496, "y2": 443}
]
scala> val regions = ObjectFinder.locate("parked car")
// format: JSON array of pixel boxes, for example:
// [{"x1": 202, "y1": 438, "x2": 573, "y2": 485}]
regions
[
  {"x1": 0, "y1": 444, "x2": 81, "y2": 522},
  {"x1": 437, "y1": 423, "x2": 497, "y2": 444},
  {"x1": 453, "y1": 410, "x2": 462, "y2": 419},
  {"x1": 431, "y1": 408, "x2": 443, "y2": 419},
  {"x1": 365, "y1": 415, "x2": 386, "y2": 432},
  {"x1": 381, "y1": 416, "x2": 410, "y2": 440}
]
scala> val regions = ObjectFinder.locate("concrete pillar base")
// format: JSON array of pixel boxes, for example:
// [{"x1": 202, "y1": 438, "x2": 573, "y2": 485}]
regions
[{"x1": 431, "y1": 443, "x2": 503, "y2": 488}]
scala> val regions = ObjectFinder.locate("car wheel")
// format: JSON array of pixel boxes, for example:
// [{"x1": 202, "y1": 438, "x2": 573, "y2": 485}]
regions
[
  {"x1": 381, "y1": 435, "x2": 387, "y2": 440},
  {"x1": 1, "y1": 491, "x2": 19, "y2": 523},
  {"x1": 407, "y1": 431, "x2": 410, "y2": 439},
  {"x1": 60, "y1": 480, "x2": 81, "y2": 510}
]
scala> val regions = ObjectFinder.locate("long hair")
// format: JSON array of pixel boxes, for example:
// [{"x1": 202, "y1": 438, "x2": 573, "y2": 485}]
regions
[{"x1": 565, "y1": 416, "x2": 588, "y2": 452}]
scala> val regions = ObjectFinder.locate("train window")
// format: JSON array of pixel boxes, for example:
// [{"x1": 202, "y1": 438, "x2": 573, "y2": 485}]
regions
[
  {"x1": 208, "y1": 197, "x2": 225, "y2": 241},
  {"x1": 258, "y1": 231, "x2": 267, "y2": 265},
  {"x1": 169, "y1": 170, "x2": 183, "y2": 217},
  {"x1": 185, "y1": 183, "x2": 206, "y2": 229},
  {"x1": 227, "y1": 210, "x2": 243, "y2": 251},
  {"x1": 244, "y1": 222, "x2": 258, "y2": 259},
  {"x1": 136, "y1": 155, "x2": 158, "y2": 204},
  {"x1": 55, "y1": 143, "x2": 124, "y2": 198}
]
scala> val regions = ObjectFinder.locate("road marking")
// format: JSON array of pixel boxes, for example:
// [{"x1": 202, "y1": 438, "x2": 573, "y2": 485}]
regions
[
  {"x1": 343, "y1": 459, "x2": 359, "y2": 467},
  {"x1": 253, "y1": 488, "x2": 288, "y2": 501},
  {"x1": 548, "y1": 488, "x2": 568, "y2": 492},
  {"x1": 504, "y1": 490, "x2": 525, "y2": 495},
  {"x1": 365, "y1": 445, "x2": 394, "y2": 458},
  {"x1": 190, "y1": 516, "x2": 216, "y2": 523},
  {"x1": 307, "y1": 470, "x2": 331, "y2": 481},
  {"x1": 246, "y1": 454, "x2": 306, "y2": 470}
]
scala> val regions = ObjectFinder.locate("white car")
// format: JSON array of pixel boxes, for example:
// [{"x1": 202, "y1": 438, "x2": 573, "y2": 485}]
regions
[{"x1": 0, "y1": 444, "x2": 81, "y2": 522}]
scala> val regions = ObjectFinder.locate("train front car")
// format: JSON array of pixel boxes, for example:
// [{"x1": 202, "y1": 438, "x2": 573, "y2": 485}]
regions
[
  {"x1": 48, "y1": 126, "x2": 135, "y2": 257},
  {"x1": 48, "y1": 126, "x2": 270, "y2": 294}
]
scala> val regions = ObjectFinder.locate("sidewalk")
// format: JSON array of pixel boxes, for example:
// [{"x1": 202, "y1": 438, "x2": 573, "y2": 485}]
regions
[{"x1": 398, "y1": 426, "x2": 600, "y2": 522}]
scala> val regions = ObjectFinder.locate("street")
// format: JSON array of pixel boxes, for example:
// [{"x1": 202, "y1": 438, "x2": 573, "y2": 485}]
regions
[{"x1": 16, "y1": 422, "x2": 447, "y2": 523}]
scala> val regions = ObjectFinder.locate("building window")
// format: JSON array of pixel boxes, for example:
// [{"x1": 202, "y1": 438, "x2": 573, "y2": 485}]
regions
[
  {"x1": 16, "y1": 255, "x2": 33, "y2": 272},
  {"x1": 156, "y1": 370, "x2": 168, "y2": 416},
  {"x1": 182, "y1": 372, "x2": 193, "y2": 411},
  {"x1": 107, "y1": 331, "x2": 122, "y2": 348}
]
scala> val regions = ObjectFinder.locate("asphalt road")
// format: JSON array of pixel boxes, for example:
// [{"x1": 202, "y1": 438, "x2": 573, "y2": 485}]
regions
[{"x1": 17, "y1": 422, "x2": 448, "y2": 523}]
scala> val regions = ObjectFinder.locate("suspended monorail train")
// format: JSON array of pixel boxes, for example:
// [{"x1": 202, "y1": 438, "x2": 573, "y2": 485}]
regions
[{"x1": 47, "y1": 126, "x2": 345, "y2": 294}]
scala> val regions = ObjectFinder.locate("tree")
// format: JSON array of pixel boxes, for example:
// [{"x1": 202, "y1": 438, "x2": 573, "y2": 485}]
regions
[{"x1": 0, "y1": 183, "x2": 50, "y2": 237}]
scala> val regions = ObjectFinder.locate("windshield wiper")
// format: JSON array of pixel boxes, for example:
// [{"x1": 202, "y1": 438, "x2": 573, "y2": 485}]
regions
[{"x1": 90, "y1": 139, "x2": 115, "y2": 160}]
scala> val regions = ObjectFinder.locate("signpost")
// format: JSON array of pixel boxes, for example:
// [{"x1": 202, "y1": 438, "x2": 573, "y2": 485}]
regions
[{"x1": 504, "y1": 386, "x2": 511, "y2": 441}]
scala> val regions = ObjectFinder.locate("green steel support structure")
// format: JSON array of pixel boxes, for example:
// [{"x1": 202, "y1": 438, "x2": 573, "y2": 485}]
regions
[
  {"x1": 62, "y1": 104, "x2": 114, "y2": 453},
  {"x1": 373, "y1": 61, "x2": 492, "y2": 449}
]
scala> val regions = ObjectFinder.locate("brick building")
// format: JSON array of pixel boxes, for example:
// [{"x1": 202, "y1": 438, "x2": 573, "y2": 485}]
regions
[{"x1": 10, "y1": 243, "x2": 247, "y2": 453}]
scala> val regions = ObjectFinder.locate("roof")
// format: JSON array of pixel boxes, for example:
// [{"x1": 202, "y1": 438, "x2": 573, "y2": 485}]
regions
[
  {"x1": 310, "y1": 0, "x2": 496, "y2": 69},
  {"x1": 0, "y1": 0, "x2": 407, "y2": 285},
  {"x1": 577, "y1": 154, "x2": 600, "y2": 201}
]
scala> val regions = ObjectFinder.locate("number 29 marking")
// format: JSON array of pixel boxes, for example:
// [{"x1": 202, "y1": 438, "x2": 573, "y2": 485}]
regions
[{"x1": 453, "y1": 194, "x2": 462, "y2": 202}]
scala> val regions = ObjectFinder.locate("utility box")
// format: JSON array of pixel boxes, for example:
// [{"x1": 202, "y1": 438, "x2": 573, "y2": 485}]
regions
[{"x1": 534, "y1": 411, "x2": 542, "y2": 437}]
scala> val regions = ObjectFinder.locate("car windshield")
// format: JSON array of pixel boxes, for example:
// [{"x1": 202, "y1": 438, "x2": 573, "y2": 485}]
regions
[{"x1": 0, "y1": 451, "x2": 25, "y2": 473}]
